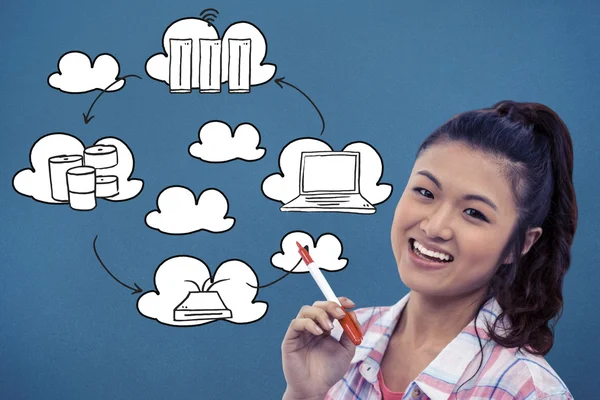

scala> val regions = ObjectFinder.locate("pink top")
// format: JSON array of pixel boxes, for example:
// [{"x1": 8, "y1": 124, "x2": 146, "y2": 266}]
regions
[{"x1": 377, "y1": 368, "x2": 404, "y2": 400}]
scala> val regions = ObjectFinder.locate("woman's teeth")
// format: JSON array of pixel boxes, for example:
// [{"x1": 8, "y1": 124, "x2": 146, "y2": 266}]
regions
[{"x1": 411, "y1": 239, "x2": 453, "y2": 263}]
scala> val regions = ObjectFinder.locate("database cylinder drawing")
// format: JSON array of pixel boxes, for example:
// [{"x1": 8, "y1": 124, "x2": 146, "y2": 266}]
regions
[
  {"x1": 49, "y1": 155, "x2": 83, "y2": 202},
  {"x1": 66, "y1": 166, "x2": 96, "y2": 211},
  {"x1": 96, "y1": 175, "x2": 119, "y2": 198},
  {"x1": 83, "y1": 145, "x2": 118, "y2": 169}
]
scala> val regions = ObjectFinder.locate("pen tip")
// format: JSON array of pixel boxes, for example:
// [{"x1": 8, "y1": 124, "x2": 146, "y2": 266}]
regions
[{"x1": 296, "y1": 241, "x2": 302, "y2": 250}]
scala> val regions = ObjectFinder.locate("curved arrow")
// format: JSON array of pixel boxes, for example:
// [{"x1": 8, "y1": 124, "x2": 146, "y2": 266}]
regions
[
  {"x1": 246, "y1": 246, "x2": 309, "y2": 289},
  {"x1": 83, "y1": 74, "x2": 142, "y2": 124},
  {"x1": 275, "y1": 77, "x2": 325, "y2": 136},
  {"x1": 93, "y1": 235, "x2": 142, "y2": 295}
]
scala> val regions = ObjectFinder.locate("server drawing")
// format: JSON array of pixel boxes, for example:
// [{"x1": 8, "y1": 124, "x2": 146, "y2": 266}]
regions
[
  {"x1": 174, "y1": 291, "x2": 232, "y2": 321},
  {"x1": 146, "y1": 16, "x2": 276, "y2": 94}
]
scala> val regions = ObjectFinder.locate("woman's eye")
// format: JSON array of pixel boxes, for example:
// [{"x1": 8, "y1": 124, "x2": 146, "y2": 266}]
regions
[
  {"x1": 412, "y1": 187, "x2": 488, "y2": 222},
  {"x1": 465, "y1": 209, "x2": 488, "y2": 222},
  {"x1": 414, "y1": 187, "x2": 433, "y2": 198}
]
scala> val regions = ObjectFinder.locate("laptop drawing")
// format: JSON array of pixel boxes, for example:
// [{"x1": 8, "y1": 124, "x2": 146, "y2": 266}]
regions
[{"x1": 280, "y1": 151, "x2": 375, "y2": 214}]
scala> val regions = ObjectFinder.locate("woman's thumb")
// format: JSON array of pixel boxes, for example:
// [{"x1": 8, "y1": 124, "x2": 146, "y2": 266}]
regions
[{"x1": 339, "y1": 329, "x2": 359, "y2": 354}]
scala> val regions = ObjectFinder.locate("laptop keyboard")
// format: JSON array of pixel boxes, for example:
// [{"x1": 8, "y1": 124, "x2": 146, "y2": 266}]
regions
[{"x1": 305, "y1": 195, "x2": 351, "y2": 203}]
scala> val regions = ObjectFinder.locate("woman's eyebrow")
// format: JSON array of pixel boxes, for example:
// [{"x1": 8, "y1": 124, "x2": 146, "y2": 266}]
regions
[{"x1": 416, "y1": 170, "x2": 498, "y2": 213}]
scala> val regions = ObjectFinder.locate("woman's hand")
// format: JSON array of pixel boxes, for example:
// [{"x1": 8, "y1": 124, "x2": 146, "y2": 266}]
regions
[{"x1": 281, "y1": 297, "x2": 360, "y2": 399}]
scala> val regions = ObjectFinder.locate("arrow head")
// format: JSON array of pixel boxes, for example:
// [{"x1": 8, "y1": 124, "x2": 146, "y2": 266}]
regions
[
  {"x1": 132, "y1": 283, "x2": 143, "y2": 295},
  {"x1": 274, "y1": 77, "x2": 285, "y2": 88},
  {"x1": 83, "y1": 113, "x2": 95, "y2": 124}
]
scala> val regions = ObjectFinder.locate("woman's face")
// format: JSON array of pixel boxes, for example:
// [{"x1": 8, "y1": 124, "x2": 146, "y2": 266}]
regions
[{"x1": 391, "y1": 141, "x2": 524, "y2": 298}]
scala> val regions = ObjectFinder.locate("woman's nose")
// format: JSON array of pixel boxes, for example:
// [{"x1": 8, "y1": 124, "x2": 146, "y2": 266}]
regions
[{"x1": 420, "y1": 206, "x2": 453, "y2": 240}]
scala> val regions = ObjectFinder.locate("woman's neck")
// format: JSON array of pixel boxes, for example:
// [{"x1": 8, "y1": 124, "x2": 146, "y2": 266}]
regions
[{"x1": 393, "y1": 289, "x2": 487, "y2": 352}]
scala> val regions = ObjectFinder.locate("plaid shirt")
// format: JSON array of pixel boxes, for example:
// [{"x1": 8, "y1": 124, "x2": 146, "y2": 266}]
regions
[{"x1": 325, "y1": 292, "x2": 573, "y2": 400}]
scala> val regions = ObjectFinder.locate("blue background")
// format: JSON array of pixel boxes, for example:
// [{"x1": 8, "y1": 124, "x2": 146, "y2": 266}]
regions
[{"x1": 1, "y1": 1, "x2": 598, "y2": 399}]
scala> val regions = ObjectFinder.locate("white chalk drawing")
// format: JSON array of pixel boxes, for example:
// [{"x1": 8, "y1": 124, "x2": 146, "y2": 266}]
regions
[
  {"x1": 146, "y1": 14, "x2": 276, "y2": 94},
  {"x1": 220, "y1": 22, "x2": 275, "y2": 91},
  {"x1": 261, "y1": 138, "x2": 393, "y2": 214},
  {"x1": 199, "y1": 39, "x2": 222, "y2": 93},
  {"x1": 245, "y1": 230, "x2": 348, "y2": 290},
  {"x1": 188, "y1": 120, "x2": 266, "y2": 163},
  {"x1": 226, "y1": 38, "x2": 251, "y2": 93},
  {"x1": 12, "y1": 133, "x2": 143, "y2": 211},
  {"x1": 137, "y1": 256, "x2": 268, "y2": 327},
  {"x1": 271, "y1": 231, "x2": 348, "y2": 274},
  {"x1": 93, "y1": 235, "x2": 143, "y2": 295},
  {"x1": 145, "y1": 186, "x2": 235, "y2": 235},
  {"x1": 47, "y1": 52, "x2": 126, "y2": 94},
  {"x1": 199, "y1": 8, "x2": 219, "y2": 27},
  {"x1": 93, "y1": 137, "x2": 143, "y2": 201}
]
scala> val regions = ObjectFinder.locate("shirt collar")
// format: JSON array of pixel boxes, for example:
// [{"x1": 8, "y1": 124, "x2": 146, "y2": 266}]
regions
[{"x1": 352, "y1": 292, "x2": 508, "y2": 400}]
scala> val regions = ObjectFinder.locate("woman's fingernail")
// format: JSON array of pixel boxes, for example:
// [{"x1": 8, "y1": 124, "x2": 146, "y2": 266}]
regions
[
  {"x1": 347, "y1": 299, "x2": 356, "y2": 306},
  {"x1": 336, "y1": 307, "x2": 346, "y2": 317}
]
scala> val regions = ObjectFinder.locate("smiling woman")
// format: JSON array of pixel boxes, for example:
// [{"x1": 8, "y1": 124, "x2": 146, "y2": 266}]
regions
[{"x1": 281, "y1": 100, "x2": 578, "y2": 400}]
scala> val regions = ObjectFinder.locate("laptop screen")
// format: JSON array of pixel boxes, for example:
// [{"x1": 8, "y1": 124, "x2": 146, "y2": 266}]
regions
[{"x1": 301, "y1": 152, "x2": 359, "y2": 193}]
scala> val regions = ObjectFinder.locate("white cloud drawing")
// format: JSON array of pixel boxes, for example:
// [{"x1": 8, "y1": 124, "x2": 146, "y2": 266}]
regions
[
  {"x1": 272, "y1": 231, "x2": 348, "y2": 273},
  {"x1": 12, "y1": 133, "x2": 142, "y2": 204},
  {"x1": 48, "y1": 52, "x2": 125, "y2": 94},
  {"x1": 145, "y1": 186, "x2": 235, "y2": 234},
  {"x1": 261, "y1": 138, "x2": 392, "y2": 205},
  {"x1": 137, "y1": 256, "x2": 268, "y2": 327},
  {"x1": 188, "y1": 121, "x2": 266, "y2": 162}
]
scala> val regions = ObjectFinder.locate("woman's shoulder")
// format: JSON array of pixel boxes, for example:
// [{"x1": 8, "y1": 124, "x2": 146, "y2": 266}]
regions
[
  {"x1": 514, "y1": 349, "x2": 574, "y2": 399},
  {"x1": 474, "y1": 342, "x2": 574, "y2": 399}
]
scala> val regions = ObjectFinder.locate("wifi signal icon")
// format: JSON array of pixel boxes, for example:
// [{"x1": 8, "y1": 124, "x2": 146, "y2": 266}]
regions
[{"x1": 200, "y1": 8, "x2": 219, "y2": 26}]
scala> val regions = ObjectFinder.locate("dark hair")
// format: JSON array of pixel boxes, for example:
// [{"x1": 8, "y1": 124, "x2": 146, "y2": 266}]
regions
[{"x1": 415, "y1": 101, "x2": 578, "y2": 391}]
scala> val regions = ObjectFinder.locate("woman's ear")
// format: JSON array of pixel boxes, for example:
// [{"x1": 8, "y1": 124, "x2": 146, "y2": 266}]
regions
[{"x1": 501, "y1": 227, "x2": 543, "y2": 265}]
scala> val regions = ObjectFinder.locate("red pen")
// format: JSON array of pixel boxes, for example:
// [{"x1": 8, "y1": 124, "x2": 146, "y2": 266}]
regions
[{"x1": 296, "y1": 241, "x2": 363, "y2": 345}]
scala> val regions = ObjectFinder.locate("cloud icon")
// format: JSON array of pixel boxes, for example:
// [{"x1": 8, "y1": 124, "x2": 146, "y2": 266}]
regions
[
  {"x1": 48, "y1": 52, "x2": 125, "y2": 94},
  {"x1": 137, "y1": 256, "x2": 268, "y2": 326},
  {"x1": 272, "y1": 231, "x2": 348, "y2": 273},
  {"x1": 145, "y1": 186, "x2": 235, "y2": 235},
  {"x1": 12, "y1": 133, "x2": 143, "y2": 206},
  {"x1": 188, "y1": 121, "x2": 266, "y2": 162},
  {"x1": 262, "y1": 138, "x2": 393, "y2": 208}
]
